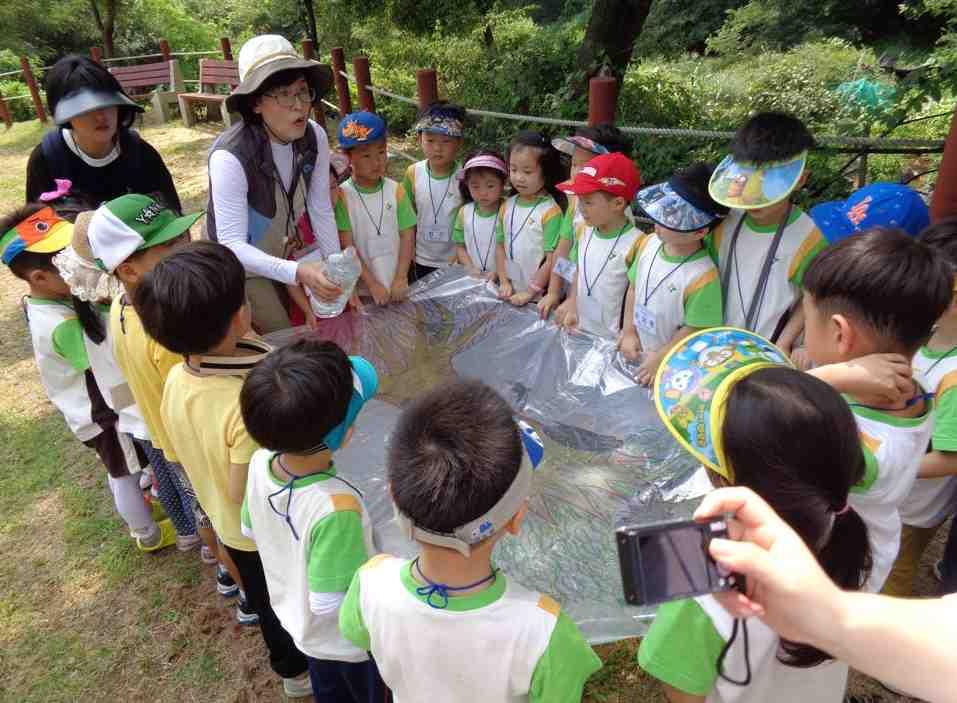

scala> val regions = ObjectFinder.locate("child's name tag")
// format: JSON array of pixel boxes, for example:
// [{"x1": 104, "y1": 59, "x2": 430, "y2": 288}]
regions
[
  {"x1": 422, "y1": 224, "x2": 451, "y2": 243},
  {"x1": 367, "y1": 235, "x2": 394, "y2": 259},
  {"x1": 578, "y1": 295, "x2": 605, "y2": 332},
  {"x1": 553, "y1": 257, "x2": 577, "y2": 284},
  {"x1": 634, "y1": 303, "x2": 658, "y2": 335}
]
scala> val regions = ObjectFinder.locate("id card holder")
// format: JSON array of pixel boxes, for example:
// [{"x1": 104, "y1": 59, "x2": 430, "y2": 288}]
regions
[
  {"x1": 367, "y1": 235, "x2": 394, "y2": 260},
  {"x1": 579, "y1": 295, "x2": 605, "y2": 332},
  {"x1": 422, "y1": 224, "x2": 452, "y2": 243},
  {"x1": 634, "y1": 303, "x2": 658, "y2": 335},
  {"x1": 553, "y1": 257, "x2": 577, "y2": 284},
  {"x1": 505, "y1": 259, "x2": 525, "y2": 287}
]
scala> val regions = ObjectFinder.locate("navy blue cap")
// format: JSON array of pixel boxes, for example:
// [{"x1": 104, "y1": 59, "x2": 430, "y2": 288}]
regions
[{"x1": 338, "y1": 111, "x2": 387, "y2": 149}]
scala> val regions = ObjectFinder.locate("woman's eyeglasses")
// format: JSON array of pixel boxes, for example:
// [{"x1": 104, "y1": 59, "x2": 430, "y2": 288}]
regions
[{"x1": 263, "y1": 87, "x2": 316, "y2": 109}]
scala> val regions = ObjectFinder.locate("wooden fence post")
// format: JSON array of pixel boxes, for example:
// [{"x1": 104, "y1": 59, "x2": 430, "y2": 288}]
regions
[
  {"x1": 302, "y1": 39, "x2": 316, "y2": 61},
  {"x1": 159, "y1": 39, "x2": 172, "y2": 62},
  {"x1": 220, "y1": 37, "x2": 233, "y2": 61},
  {"x1": 416, "y1": 69, "x2": 438, "y2": 112},
  {"x1": 0, "y1": 91, "x2": 11, "y2": 129},
  {"x1": 588, "y1": 76, "x2": 618, "y2": 127},
  {"x1": 91, "y1": 46, "x2": 103, "y2": 64},
  {"x1": 353, "y1": 55, "x2": 375, "y2": 113},
  {"x1": 331, "y1": 47, "x2": 352, "y2": 116},
  {"x1": 20, "y1": 57, "x2": 47, "y2": 123}
]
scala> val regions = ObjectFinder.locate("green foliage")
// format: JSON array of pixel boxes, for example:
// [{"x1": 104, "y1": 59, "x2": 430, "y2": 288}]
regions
[
  {"x1": 0, "y1": 81, "x2": 41, "y2": 123},
  {"x1": 636, "y1": 0, "x2": 743, "y2": 57}
]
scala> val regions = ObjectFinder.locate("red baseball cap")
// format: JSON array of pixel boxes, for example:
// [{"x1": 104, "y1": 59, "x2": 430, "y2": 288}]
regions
[{"x1": 558, "y1": 153, "x2": 641, "y2": 201}]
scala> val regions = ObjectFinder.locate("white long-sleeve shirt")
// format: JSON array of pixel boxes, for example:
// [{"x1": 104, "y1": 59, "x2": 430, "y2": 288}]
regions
[{"x1": 209, "y1": 120, "x2": 339, "y2": 285}]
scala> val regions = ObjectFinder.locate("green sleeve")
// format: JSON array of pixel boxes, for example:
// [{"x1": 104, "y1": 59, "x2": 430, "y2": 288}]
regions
[
  {"x1": 627, "y1": 254, "x2": 639, "y2": 285},
  {"x1": 334, "y1": 193, "x2": 352, "y2": 231},
  {"x1": 703, "y1": 229, "x2": 721, "y2": 267},
  {"x1": 542, "y1": 206, "x2": 563, "y2": 252},
  {"x1": 241, "y1": 495, "x2": 252, "y2": 530},
  {"x1": 637, "y1": 599, "x2": 725, "y2": 696},
  {"x1": 568, "y1": 239, "x2": 579, "y2": 263},
  {"x1": 529, "y1": 610, "x2": 602, "y2": 703},
  {"x1": 396, "y1": 183, "x2": 417, "y2": 230},
  {"x1": 683, "y1": 270, "x2": 723, "y2": 329},
  {"x1": 338, "y1": 568, "x2": 371, "y2": 650},
  {"x1": 790, "y1": 230, "x2": 828, "y2": 286},
  {"x1": 558, "y1": 202, "x2": 576, "y2": 242},
  {"x1": 307, "y1": 510, "x2": 370, "y2": 593},
  {"x1": 496, "y1": 202, "x2": 507, "y2": 243},
  {"x1": 933, "y1": 388, "x2": 957, "y2": 451},
  {"x1": 52, "y1": 318, "x2": 90, "y2": 373},
  {"x1": 851, "y1": 443, "x2": 880, "y2": 494},
  {"x1": 401, "y1": 165, "x2": 417, "y2": 213},
  {"x1": 452, "y1": 206, "x2": 466, "y2": 244}
]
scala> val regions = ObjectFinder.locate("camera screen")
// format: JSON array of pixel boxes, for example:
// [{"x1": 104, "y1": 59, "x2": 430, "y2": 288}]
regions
[{"x1": 638, "y1": 525, "x2": 716, "y2": 602}]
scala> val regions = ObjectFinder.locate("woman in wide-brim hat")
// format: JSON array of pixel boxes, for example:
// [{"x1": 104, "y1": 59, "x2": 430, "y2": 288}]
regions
[
  {"x1": 206, "y1": 34, "x2": 343, "y2": 334},
  {"x1": 25, "y1": 54, "x2": 181, "y2": 211}
]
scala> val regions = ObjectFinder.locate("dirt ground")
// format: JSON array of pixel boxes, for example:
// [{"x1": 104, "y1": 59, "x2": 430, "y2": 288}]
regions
[{"x1": 0, "y1": 116, "x2": 946, "y2": 703}]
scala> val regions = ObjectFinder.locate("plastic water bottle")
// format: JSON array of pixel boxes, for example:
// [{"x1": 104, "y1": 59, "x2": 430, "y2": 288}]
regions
[{"x1": 309, "y1": 246, "x2": 361, "y2": 319}]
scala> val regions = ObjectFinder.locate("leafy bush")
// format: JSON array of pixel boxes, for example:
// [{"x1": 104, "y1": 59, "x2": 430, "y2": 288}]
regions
[
  {"x1": 635, "y1": 0, "x2": 743, "y2": 57},
  {"x1": 0, "y1": 79, "x2": 42, "y2": 123}
]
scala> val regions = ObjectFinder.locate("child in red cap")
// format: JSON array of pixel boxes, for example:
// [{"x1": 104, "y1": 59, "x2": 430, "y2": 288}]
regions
[{"x1": 552, "y1": 152, "x2": 644, "y2": 339}]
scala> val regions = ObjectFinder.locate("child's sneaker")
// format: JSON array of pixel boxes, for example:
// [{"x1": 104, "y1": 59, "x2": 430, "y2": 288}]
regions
[
  {"x1": 200, "y1": 545, "x2": 218, "y2": 565},
  {"x1": 282, "y1": 671, "x2": 311, "y2": 698},
  {"x1": 138, "y1": 467, "x2": 154, "y2": 491},
  {"x1": 236, "y1": 595, "x2": 259, "y2": 626},
  {"x1": 176, "y1": 533, "x2": 201, "y2": 552},
  {"x1": 932, "y1": 559, "x2": 943, "y2": 582},
  {"x1": 135, "y1": 519, "x2": 176, "y2": 553},
  {"x1": 216, "y1": 565, "x2": 239, "y2": 597}
]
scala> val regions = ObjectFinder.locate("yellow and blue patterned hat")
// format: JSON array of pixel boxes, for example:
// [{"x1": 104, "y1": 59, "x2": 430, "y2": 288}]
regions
[
  {"x1": 653, "y1": 327, "x2": 792, "y2": 480},
  {"x1": 708, "y1": 151, "x2": 807, "y2": 210}
]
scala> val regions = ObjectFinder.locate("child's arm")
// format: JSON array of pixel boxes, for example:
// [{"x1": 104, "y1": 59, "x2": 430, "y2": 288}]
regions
[
  {"x1": 618, "y1": 282, "x2": 643, "y2": 360},
  {"x1": 554, "y1": 278, "x2": 579, "y2": 329},
  {"x1": 496, "y1": 243, "x2": 514, "y2": 300},
  {"x1": 539, "y1": 237, "x2": 573, "y2": 319},
  {"x1": 637, "y1": 326, "x2": 697, "y2": 386},
  {"x1": 286, "y1": 283, "x2": 318, "y2": 330},
  {"x1": 391, "y1": 226, "x2": 415, "y2": 301},
  {"x1": 661, "y1": 686, "x2": 705, "y2": 703},
  {"x1": 919, "y1": 381, "x2": 957, "y2": 477},
  {"x1": 809, "y1": 354, "x2": 914, "y2": 407},
  {"x1": 456, "y1": 244, "x2": 476, "y2": 269},
  {"x1": 511, "y1": 251, "x2": 552, "y2": 307},
  {"x1": 340, "y1": 228, "x2": 390, "y2": 306},
  {"x1": 776, "y1": 297, "x2": 806, "y2": 358},
  {"x1": 919, "y1": 451, "x2": 957, "y2": 478},
  {"x1": 227, "y1": 462, "x2": 249, "y2": 505}
]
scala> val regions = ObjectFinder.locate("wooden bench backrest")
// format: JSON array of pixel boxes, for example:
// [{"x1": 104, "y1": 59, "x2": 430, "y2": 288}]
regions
[
  {"x1": 109, "y1": 60, "x2": 174, "y2": 89},
  {"x1": 199, "y1": 59, "x2": 240, "y2": 92}
]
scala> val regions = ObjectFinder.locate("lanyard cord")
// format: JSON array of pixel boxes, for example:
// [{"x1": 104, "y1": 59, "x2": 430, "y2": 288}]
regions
[
  {"x1": 924, "y1": 343, "x2": 957, "y2": 377},
  {"x1": 271, "y1": 146, "x2": 305, "y2": 254},
  {"x1": 471, "y1": 204, "x2": 498, "y2": 272},
  {"x1": 642, "y1": 243, "x2": 697, "y2": 307},
  {"x1": 508, "y1": 197, "x2": 541, "y2": 260},
  {"x1": 848, "y1": 391, "x2": 935, "y2": 413},
  {"x1": 717, "y1": 618, "x2": 752, "y2": 686},
  {"x1": 354, "y1": 184, "x2": 385, "y2": 238},
  {"x1": 267, "y1": 454, "x2": 364, "y2": 541},
  {"x1": 581, "y1": 225, "x2": 628, "y2": 297},
  {"x1": 411, "y1": 557, "x2": 498, "y2": 609},
  {"x1": 427, "y1": 163, "x2": 454, "y2": 225}
]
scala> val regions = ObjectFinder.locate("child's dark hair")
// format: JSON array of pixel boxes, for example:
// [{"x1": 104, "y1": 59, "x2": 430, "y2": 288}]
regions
[
  {"x1": 458, "y1": 149, "x2": 507, "y2": 203},
  {"x1": 0, "y1": 204, "x2": 61, "y2": 281},
  {"x1": 803, "y1": 228, "x2": 952, "y2": 354},
  {"x1": 730, "y1": 111, "x2": 815, "y2": 165},
  {"x1": 236, "y1": 69, "x2": 313, "y2": 125},
  {"x1": 133, "y1": 241, "x2": 245, "y2": 355},
  {"x1": 416, "y1": 100, "x2": 467, "y2": 125},
  {"x1": 723, "y1": 367, "x2": 871, "y2": 667},
  {"x1": 506, "y1": 130, "x2": 568, "y2": 210},
  {"x1": 388, "y1": 379, "x2": 522, "y2": 534},
  {"x1": 575, "y1": 122, "x2": 632, "y2": 156},
  {"x1": 919, "y1": 217, "x2": 957, "y2": 269},
  {"x1": 44, "y1": 55, "x2": 138, "y2": 130},
  {"x1": 241, "y1": 339, "x2": 353, "y2": 453}
]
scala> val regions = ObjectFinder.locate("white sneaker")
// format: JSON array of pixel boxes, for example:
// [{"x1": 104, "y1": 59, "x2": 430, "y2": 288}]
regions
[
  {"x1": 282, "y1": 672, "x2": 312, "y2": 698},
  {"x1": 932, "y1": 559, "x2": 943, "y2": 583}
]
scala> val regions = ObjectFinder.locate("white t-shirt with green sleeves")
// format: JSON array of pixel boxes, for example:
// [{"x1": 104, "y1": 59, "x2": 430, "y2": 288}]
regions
[
  {"x1": 626, "y1": 235, "x2": 723, "y2": 352},
  {"x1": 495, "y1": 194, "x2": 563, "y2": 293},
  {"x1": 849, "y1": 402, "x2": 935, "y2": 592},
  {"x1": 241, "y1": 449, "x2": 375, "y2": 661},
  {"x1": 335, "y1": 177, "x2": 417, "y2": 294},
  {"x1": 639, "y1": 595, "x2": 848, "y2": 703},
  {"x1": 899, "y1": 348, "x2": 957, "y2": 529},
  {"x1": 403, "y1": 160, "x2": 464, "y2": 268},
  {"x1": 708, "y1": 208, "x2": 826, "y2": 339},
  {"x1": 339, "y1": 554, "x2": 601, "y2": 703},
  {"x1": 25, "y1": 296, "x2": 100, "y2": 441},
  {"x1": 568, "y1": 222, "x2": 643, "y2": 338},
  {"x1": 453, "y1": 201, "x2": 501, "y2": 274}
]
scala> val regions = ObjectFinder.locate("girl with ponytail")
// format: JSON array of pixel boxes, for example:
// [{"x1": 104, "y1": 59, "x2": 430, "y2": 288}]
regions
[{"x1": 640, "y1": 329, "x2": 872, "y2": 703}]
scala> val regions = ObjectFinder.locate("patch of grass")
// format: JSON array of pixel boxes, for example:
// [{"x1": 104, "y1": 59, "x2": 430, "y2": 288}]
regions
[{"x1": 170, "y1": 652, "x2": 227, "y2": 687}]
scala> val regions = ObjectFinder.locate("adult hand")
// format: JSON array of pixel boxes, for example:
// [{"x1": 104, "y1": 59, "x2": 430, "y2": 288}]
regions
[
  {"x1": 693, "y1": 487, "x2": 844, "y2": 646},
  {"x1": 297, "y1": 261, "x2": 341, "y2": 302}
]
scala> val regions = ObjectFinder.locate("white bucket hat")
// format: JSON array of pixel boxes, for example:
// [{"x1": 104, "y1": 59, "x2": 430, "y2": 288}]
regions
[{"x1": 226, "y1": 35, "x2": 332, "y2": 114}]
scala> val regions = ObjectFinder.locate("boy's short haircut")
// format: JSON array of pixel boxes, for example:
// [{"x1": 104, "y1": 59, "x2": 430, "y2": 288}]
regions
[
  {"x1": 575, "y1": 122, "x2": 632, "y2": 156},
  {"x1": 241, "y1": 338, "x2": 353, "y2": 453},
  {"x1": 919, "y1": 216, "x2": 957, "y2": 269},
  {"x1": 0, "y1": 203, "x2": 64, "y2": 280},
  {"x1": 133, "y1": 241, "x2": 245, "y2": 355},
  {"x1": 803, "y1": 228, "x2": 953, "y2": 353},
  {"x1": 416, "y1": 100, "x2": 466, "y2": 123},
  {"x1": 388, "y1": 379, "x2": 522, "y2": 534},
  {"x1": 730, "y1": 111, "x2": 815, "y2": 165}
]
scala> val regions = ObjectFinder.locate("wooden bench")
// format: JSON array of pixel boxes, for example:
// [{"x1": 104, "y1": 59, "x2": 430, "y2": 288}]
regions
[
  {"x1": 109, "y1": 60, "x2": 184, "y2": 124},
  {"x1": 177, "y1": 59, "x2": 240, "y2": 128}
]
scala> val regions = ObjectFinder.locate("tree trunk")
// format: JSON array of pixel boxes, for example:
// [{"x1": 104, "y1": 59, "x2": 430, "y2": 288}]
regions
[
  {"x1": 89, "y1": 0, "x2": 118, "y2": 57},
  {"x1": 574, "y1": 0, "x2": 652, "y2": 94},
  {"x1": 301, "y1": 0, "x2": 319, "y2": 49}
]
